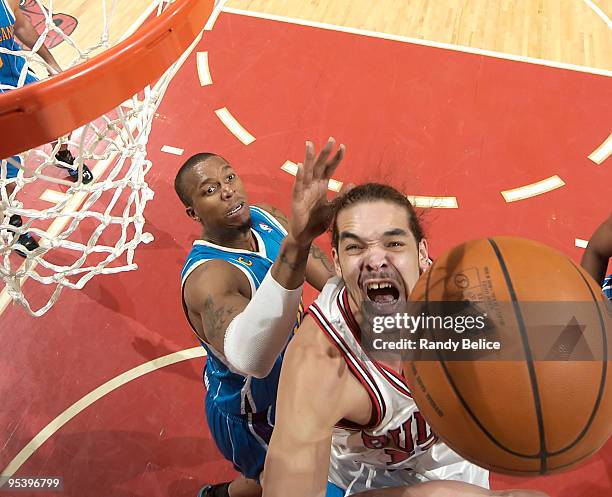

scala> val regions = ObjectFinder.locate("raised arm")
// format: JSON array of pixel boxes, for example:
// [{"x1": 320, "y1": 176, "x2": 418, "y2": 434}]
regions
[
  {"x1": 183, "y1": 233, "x2": 310, "y2": 378},
  {"x1": 183, "y1": 259, "x2": 251, "y2": 352},
  {"x1": 185, "y1": 139, "x2": 344, "y2": 378},
  {"x1": 263, "y1": 315, "x2": 371, "y2": 497},
  {"x1": 12, "y1": 0, "x2": 62, "y2": 74},
  {"x1": 581, "y1": 213, "x2": 612, "y2": 286},
  {"x1": 256, "y1": 203, "x2": 335, "y2": 291}
]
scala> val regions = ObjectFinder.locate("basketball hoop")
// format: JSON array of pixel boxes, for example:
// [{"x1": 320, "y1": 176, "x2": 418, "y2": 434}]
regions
[
  {"x1": 0, "y1": 0, "x2": 215, "y2": 316},
  {"x1": 0, "y1": 0, "x2": 213, "y2": 157}
]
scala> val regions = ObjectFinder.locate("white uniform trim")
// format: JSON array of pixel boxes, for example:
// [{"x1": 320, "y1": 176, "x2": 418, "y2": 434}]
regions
[
  {"x1": 226, "y1": 416, "x2": 237, "y2": 466},
  {"x1": 309, "y1": 301, "x2": 386, "y2": 426},
  {"x1": 1, "y1": 0, "x2": 16, "y2": 21},
  {"x1": 247, "y1": 412, "x2": 269, "y2": 449}
]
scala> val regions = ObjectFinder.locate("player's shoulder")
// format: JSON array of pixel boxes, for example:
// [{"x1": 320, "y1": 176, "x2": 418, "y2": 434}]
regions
[
  {"x1": 253, "y1": 203, "x2": 289, "y2": 229},
  {"x1": 288, "y1": 314, "x2": 344, "y2": 366},
  {"x1": 283, "y1": 314, "x2": 370, "y2": 424},
  {"x1": 183, "y1": 258, "x2": 244, "y2": 299},
  {"x1": 285, "y1": 315, "x2": 345, "y2": 392},
  {"x1": 310, "y1": 276, "x2": 343, "y2": 310}
]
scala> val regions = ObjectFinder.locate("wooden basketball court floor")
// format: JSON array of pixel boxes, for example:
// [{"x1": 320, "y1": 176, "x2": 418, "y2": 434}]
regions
[{"x1": 1, "y1": 1, "x2": 611, "y2": 496}]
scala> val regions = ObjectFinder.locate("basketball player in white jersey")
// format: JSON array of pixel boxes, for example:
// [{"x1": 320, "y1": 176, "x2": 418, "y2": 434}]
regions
[{"x1": 263, "y1": 183, "x2": 547, "y2": 497}]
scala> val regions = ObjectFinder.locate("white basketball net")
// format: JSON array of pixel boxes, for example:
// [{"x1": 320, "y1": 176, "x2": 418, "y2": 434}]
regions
[{"x1": 0, "y1": 0, "x2": 201, "y2": 315}]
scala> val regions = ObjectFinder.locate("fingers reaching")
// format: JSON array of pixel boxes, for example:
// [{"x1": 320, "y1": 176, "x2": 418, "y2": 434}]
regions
[
  {"x1": 296, "y1": 138, "x2": 345, "y2": 196},
  {"x1": 301, "y1": 141, "x2": 316, "y2": 188},
  {"x1": 323, "y1": 143, "x2": 345, "y2": 179},
  {"x1": 312, "y1": 137, "x2": 336, "y2": 179},
  {"x1": 293, "y1": 162, "x2": 305, "y2": 197}
]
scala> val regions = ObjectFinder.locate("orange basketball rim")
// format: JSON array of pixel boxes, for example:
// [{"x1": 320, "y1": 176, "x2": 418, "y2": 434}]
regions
[{"x1": 0, "y1": 0, "x2": 215, "y2": 159}]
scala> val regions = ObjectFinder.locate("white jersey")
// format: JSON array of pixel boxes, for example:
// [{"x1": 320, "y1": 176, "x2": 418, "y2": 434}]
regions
[{"x1": 309, "y1": 277, "x2": 489, "y2": 495}]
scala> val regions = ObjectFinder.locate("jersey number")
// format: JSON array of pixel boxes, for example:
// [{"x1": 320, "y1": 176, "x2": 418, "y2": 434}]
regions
[{"x1": 361, "y1": 411, "x2": 437, "y2": 465}]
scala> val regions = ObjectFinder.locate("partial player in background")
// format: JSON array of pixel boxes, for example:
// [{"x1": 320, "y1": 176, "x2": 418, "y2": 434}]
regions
[
  {"x1": 176, "y1": 139, "x2": 342, "y2": 497},
  {"x1": 581, "y1": 212, "x2": 612, "y2": 300},
  {"x1": 1, "y1": 0, "x2": 93, "y2": 255}
]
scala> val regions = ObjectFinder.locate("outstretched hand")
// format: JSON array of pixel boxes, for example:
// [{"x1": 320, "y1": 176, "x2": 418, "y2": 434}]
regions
[{"x1": 289, "y1": 137, "x2": 345, "y2": 246}]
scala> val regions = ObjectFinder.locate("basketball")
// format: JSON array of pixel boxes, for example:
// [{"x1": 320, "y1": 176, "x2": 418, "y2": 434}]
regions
[{"x1": 403, "y1": 236, "x2": 612, "y2": 475}]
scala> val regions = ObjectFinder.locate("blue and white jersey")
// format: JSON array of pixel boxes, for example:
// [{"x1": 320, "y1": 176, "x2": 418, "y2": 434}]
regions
[
  {"x1": 181, "y1": 206, "x2": 304, "y2": 415},
  {"x1": 0, "y1": 0, "x2": 37, "y2": 92},
  {"x1": 603, "y1": 274, "x2": 611, "y2": 301}
]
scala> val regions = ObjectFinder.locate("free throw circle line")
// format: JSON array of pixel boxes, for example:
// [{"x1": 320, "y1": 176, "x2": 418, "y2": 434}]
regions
[{"x1": 1, "y1": 346, "x2": 206, "y2": 479}]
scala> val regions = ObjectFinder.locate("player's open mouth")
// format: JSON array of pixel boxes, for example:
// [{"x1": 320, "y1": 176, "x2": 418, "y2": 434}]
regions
[
  {"x1": 363, "y1": 279, "x2": 401, "y2": 306},
  {"x1": 226, "y1": 202, "x2": 244, "y2": 217}
]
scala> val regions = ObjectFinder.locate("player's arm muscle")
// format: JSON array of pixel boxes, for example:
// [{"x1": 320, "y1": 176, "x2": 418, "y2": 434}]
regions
[
  {"x1": 305, "y1": 243, "x2": 336, "y2": 290},
  {"x1": 263, "y1": 316, "x2": 363, "y2": 497},
  {"x1": 256, "y1": 203, "x2": 335, "y2": 291},
  {"x1": 581, "y1": 213, "x2": 612, "y2": 286},
  {"x1": 184, "y1": 260, "x2": 249, "y2": 354},
  {"x1": 12, "y1": 2, "x2": 62, "y2": 73},
  {"x1": 354, "y1": 481, "x2": 549, "y2": 497}
]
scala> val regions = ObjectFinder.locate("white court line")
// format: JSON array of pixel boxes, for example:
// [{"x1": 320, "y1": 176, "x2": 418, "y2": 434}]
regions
[
  {"x1": 0, "y1": 347, "x2": 207, "y2": 479},
  {"x1": 588, "y1": 133, "x2": 612, "y2": 164},
  {"x1": 281, "y1": 160, "x2": 343, "y2": 192},
  {"x1": 582, "y1": 0, "x2": 612, "y2": 29},
  {"x1": 197, "y1": 52, "x2": 213, "y2": 86},
  {"x1": 280, "y1": 161, "x2": 458, "y2": 206},
  {"x1": 575, "y1": 238, "x2": 589, "y2": 249},
  {"x1": 39, "y1": 189, "x2": 69, "y2": 204},
  {"x1": 205, "y1": 0, "x2": 227, "y2": 30},
  {"x1": 406, "y1": 195, "x2": 458, "y2": 209},
  {"x1": 161, "y1": 145, "x2": 185, "y2": 155},
  {"x1": 221, "y1": 7, "x2": 612, "y2": 78},
  {"x1": 501, "y1": 175, "x2": 566, "y2": 203},
  {"x1": 215, "y1": 107, "x2": 256, "y2": 145}
]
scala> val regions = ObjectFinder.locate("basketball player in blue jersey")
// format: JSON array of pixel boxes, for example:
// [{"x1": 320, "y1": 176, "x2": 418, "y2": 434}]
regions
[
  {"x1": 1, "y1": 0, "x2": 93, "y2": 255},
  {"x1": 581, "y1": 212, "x2": 612, "y2": 300},
  {"x1": 176, "y1": 138, "x2": 345, "y2": 497}
]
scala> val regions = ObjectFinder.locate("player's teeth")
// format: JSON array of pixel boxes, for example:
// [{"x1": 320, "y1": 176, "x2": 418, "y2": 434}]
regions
[{"x1": 368, "y1": 283, "x2": 379, "y2": 290}]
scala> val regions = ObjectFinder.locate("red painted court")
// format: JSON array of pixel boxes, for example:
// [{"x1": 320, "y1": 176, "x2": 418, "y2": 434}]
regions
[{"x1": 1, "y1": 9, "x2": 611, "y2": 497}]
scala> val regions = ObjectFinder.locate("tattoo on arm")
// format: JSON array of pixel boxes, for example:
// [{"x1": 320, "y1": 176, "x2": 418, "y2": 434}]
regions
[
  {"x1": 260, "y1": 204, "x2": 289, "y2": 227},
  {"x1": 279, "y1": 251, "x2": 306, "y2": 271},
  {"x1": 201, "y1": 295, "x2": 236, "y2": 343},
  {"x1": 309, "y1": 244, "x2": 334, "y2": 274}
]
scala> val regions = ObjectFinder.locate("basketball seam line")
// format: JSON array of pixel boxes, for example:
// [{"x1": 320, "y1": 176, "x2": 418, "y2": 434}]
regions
[
  {"x1": 488, "y1": 238, "x2": 548, "y2": 473},
  {"x1": 423, "y1": 257, "x2": 542, "y2": 460},
  {"x1": 484, "y1": 443, "x2": 603, "y2": 474},
  {"x1": 542, "y1": 260, "x2": 609, "y2": 457}
]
